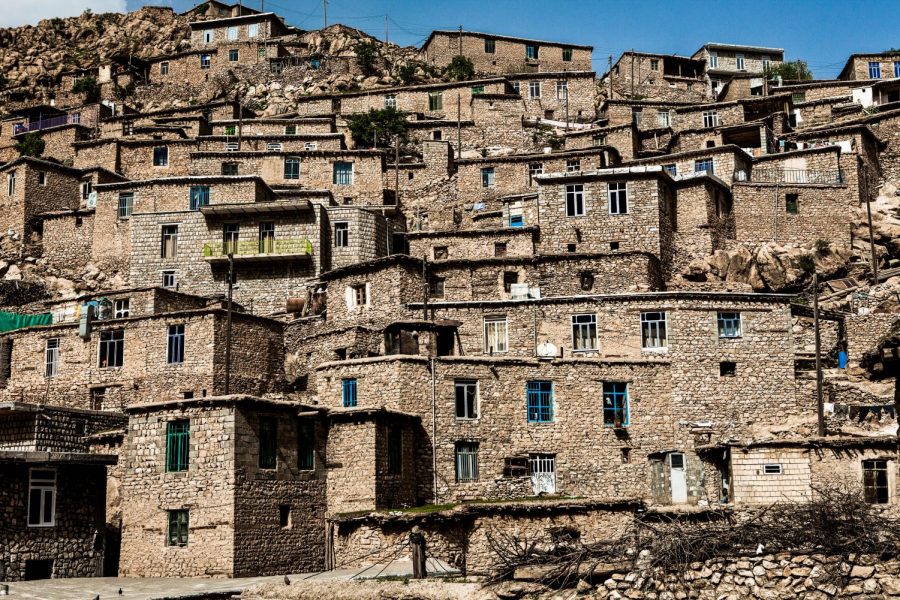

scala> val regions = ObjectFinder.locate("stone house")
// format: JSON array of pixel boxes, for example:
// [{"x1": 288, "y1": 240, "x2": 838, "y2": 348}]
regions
[
  {"x1": 838, "y1": 51, "x2": 900, "y2": 81},
  {"x1": 119, "y1": 396, "x2": 326, "y2": 577},
  {"x1": 422, "y1": 31, "x2": 593, "y2": 75},
  {"x1": 0, "y1": 288, "x2": 284, "y2": 410},
  {"x1": 0, "y1": 401, "x2": 122, "y2": 581},
  {"x1": 189, "y1": 12, "x2": 291, "y2": 48},
  {"x1": 626, "y1": 144, "x2": 753, "y2": 184},
  {"x1": 98, "y1": 100, "x2": 242, "y2": 139},
  {"x1": 563, "y1": 124, "x2": 636, "y2": 160},
  {"x1": 0, "y1": 157, "x2": 82, "y2": 243},
  {"x1": 692, "y1": 43, "x2": 784, "y2": 80},
  {"x1": 208, "y1": 116, "x2": 336, "y2": 137},
  {"x1": 506, "y1": 71, "x2": 597, "y2": 122},
  {"x1": 603, "y1": 52, "x2": 708, "y2": 103}
]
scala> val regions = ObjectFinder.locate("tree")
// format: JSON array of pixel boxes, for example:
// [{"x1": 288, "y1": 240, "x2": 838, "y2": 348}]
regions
[
  {"x1": 346, "y1": 107, "x2": 408, "y2": 149},
  {"x1": 445, "y1": 55, "x2": 475, "y2": 81},
  {"x1": 765, "y1": 60, "x2": 813, "y2": 81},
  {"x1": 355, "y1": 41, "x2": 379, "y2": 76},
  {"x1": 72, "y1": 76, "x2": 101, "y2": 102},
  {"x1": 397, "y1": 62, "x2": 420, "y2": 85},
  {"x1": 15, "y1": 133, "x2": 45, "y2": 158}
]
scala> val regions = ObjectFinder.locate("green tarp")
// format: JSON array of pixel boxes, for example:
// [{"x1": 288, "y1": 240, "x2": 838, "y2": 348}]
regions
[{"x1": 0, "y1": 311, "x2": 53, "y2": 333}]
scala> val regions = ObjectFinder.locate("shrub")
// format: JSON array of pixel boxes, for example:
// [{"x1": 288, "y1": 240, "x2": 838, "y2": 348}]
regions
[
  {"x1": 355, "y1": 41, "x2": 379, "y2": 76},
  {"x1": 765, "y1": 60, "x2": 813, "y2": 81},
  {"x1": 796, "y1": 253, "x2": 816, "y2": 275},
  {"x1": 815, "y1": 239, "x2": 831, "y2": 255},
  {"x1": 397, "y1": 62, "x2": 420, "y2": 85},
  {"x1": 445, "y1": 55, "x2": 475, "y2": 81},
  {"x1": 72, "y1": 76, "x2": 100, "y2": 102},
  {"x1": 15, "y1": 133, "x2": 45, "y2": 157},
  {"x1": 346, "y1": 107, "x2": 408, "y2": 148}
]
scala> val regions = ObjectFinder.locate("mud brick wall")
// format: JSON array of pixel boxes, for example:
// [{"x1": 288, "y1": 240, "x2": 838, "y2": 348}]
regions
[
  {"x1": 0, "y1": 463, "x2": 108, "y2": 581},
  {"x1": 423, "y1": 32, "x2": 592, "y2": 75},
  {"x1": 41, "y1": 211, "x2": 95, "y2": 272}
]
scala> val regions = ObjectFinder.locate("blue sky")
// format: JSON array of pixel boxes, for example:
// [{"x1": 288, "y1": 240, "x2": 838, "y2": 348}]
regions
[{"x1": 13, "y1": 0, "x2": 900, "y2": 78}]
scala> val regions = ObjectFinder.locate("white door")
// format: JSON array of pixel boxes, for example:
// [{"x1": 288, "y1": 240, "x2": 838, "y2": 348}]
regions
[
  {"x1": 669, "y1": 453, "x2": 687, "y2": 504},
  {"x1": 530, "y1": 454, "x2": 556, "y2": 495}
]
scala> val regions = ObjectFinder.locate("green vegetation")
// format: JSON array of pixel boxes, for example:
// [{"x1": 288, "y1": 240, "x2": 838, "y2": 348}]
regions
[
  {"x1": 15, "y1": 133, "x2": 45, "y2": 158},
  {"x1": 397, "y1": 62, "x2": 420, "y2": 85},
  {"x1": 445, "y1": 55, "x2": 475, "y2": 81},
  {"x1": 765, "y1": 60, "x2": 813, "y2": 81},
  {"x1": 815, "y1": 239, "x2": 831, "y2": 256},
  {"x1": 355, "y1": 41, "x2": 380, "y2": 76},
  {"x1": 72, "y1": 76, "x2": 100, "y2": 102},
  {"x1": 346, "y1": 107, "x2": 408, "y2": 148}
]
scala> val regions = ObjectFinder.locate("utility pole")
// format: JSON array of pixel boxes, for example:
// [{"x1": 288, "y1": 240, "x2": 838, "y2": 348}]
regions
[
  {"x1": 323, "y1": 0, "x2": 327, "y2": 28},
  {"x1": 224, "y1": 253, "x2": 234, "y2": 395},
  {"x1": 458, "y1": 25, "x2": 463, "y2": 55},
  {"x1": 457, "y1": 91, "x2": 461, "y2": 152},
  {"x1": 385, "y1": 15, "x2": 389, "y2": 43},
  {"x1": 608, "y1": 55, "x2": 613, "y2": 100},
  {"x1": 236, "y1": 91, "x2": 243, "y2": 151},
  {"x1": 813, "y1": 270, "x2": 825, "y2": 437},
  {"x1": 630, "y1": 50, "x2": 635, "y2": 98},
  {"x1": 422, "y1": 256, "x2": 429, "y2": 320},
  {"x1": 864, "y1": 168, "x2": 879, "y2": 283},
  {"x1": 564, "y1": 72, "x2": 570, "y2": 131},
  {"x1": 394, "y1": 135, "x2": 400, "y2": 212}
]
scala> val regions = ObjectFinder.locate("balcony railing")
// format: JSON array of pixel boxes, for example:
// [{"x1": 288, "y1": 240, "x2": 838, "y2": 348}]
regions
[
  {"x1": 202, "y1": 238, "x2": 313, "y2": 259},
  {"x1": 745, "y1": 168, "x2": 844, "y2": 185},
  {"x1": 14, "y1": 113, "x2": 80, "y2": 135}
]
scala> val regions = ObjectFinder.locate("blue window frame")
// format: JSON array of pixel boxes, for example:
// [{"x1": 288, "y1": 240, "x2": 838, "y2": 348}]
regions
[
  {"x1": 189, "y1": 186, "x2": 210, "y2": 211},
  {"x1": 333, "y1": 162, "x2": 353, "y2": 185},
  {"x1": 717, "y1": 311, "x2": 742, "y2": 338},
  {"x1": 694, "y1": 159, "x2": 714, "y2": 174},
  {"x1": 526, "y1": 380, "x2": 554, "y2": 423},
  {"x1": 663, "y1": 164, "x2": 677, "y2": 176},
  {"x1": 894, "y1": 62, "x2": 900, "y2": 78},
  {"x1": 481, "y1": 167, "x2": 495, "y2": 188},
  {"x1": 342, "y1": 378, "x2": 357, "y2": 407},
  {"x1": 509, "y1": 214, "x2": 524, "y2": 228},
  {"x1": 602, "y1": 382, "x2": 629, "y2": 427},
  {"x1": 869, "y1": 61, "x2": 881, "y2": 79}
]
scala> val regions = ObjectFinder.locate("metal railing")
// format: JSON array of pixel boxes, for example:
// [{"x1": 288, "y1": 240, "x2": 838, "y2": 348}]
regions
[
  {"x1": 202, "y1": 238, "x2": 313, "y2": 258},
  {"x1": 14, "y1": 113, "x2": 80, "y2": 135},
  {"x1": 745, "y1": 168, "x2": 844, "y2": 185}
]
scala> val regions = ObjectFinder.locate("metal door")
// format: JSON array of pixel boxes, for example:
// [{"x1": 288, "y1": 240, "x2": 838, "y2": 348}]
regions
[
  {"x1": 669, "y1": 453, "x2": 687, "y2": 504},
  {"x1": 530, "y1": 454, "x2": 556, "y2": 495}
]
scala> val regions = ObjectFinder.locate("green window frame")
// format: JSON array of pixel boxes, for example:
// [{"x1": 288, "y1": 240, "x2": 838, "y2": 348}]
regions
[
  {"x1": 165, "y1": 420, "x2": 190, "y2": 472},
  {"x1": 259, "y1": 416, "x2": 278, "y2": 469},
  {"x1": 167, "y1": 509, "x2": 189, "y2": 546},
  {"x1": 297, "y1": 420, "x2": 315, "y2": 470},
  {"x1": 224, "y1": 125, "x2": 236, "y2": 136}
]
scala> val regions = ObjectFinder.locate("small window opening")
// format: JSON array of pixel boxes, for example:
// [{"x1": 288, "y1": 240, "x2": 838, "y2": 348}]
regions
[{"x1": 719, "y1": 361, "x2": 736, "y2": 377}]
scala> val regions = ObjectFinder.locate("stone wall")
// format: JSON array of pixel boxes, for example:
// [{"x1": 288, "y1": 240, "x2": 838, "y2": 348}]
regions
[
  {"x1": 41, "y1": 210, "x2": 95, "y2": 272},
  {"x1": 423, "y1": 32, "x2": 592, "y2": 75},
  {"x1": 506, "y1": 72, "x2": 597, "y2": 122}
]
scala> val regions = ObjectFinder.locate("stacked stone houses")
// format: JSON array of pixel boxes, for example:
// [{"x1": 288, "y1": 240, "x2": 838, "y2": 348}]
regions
[{"x1": 0, "y1": 0, "x2": 898, "y2": 582}]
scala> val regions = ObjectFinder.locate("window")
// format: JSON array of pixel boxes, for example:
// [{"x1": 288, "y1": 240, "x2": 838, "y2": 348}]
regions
[
  {"x1": 283, "y1": 125, "x2": 296, "y2": 135},
  {"x1": 223, "y1": 125, "x2": 237, "y2": 136},
  {"x1": 259, "y1": 417, "x2": 278, "y2": 469},
  {"x1": 528, "y1": 162, "x2": 543, "y2": 185},
  {"x1": 657, "y1": 110, "x2": 671, "y2": 127},
  {"x1": 266, "y1": 142, "x2": 283, "y2": 152},
  {"x1": 694, "y1": 158, "x2": 714, "y2": 174},
  {"x1": 166, "y1": 324, "x2": 185, "y2": 365},
  {"x1": 305, "y1": 142, "x2": 317, "y2": 151},
  {"x1": 526, "y1": 44, "x2": 539, "y2": 60},
  {"x1": 384, "y1": 94, "x2": 396, "y2": 109},
  {"x1": 189, "y1": 186, "x2": 210, "y2": 211},
  {"x1": 160, "y1": 61, "x2": 169, "y2": 75},
  {"x1": 297, "y1": 420, "x2": 315, "y2": 470},
  {"x1": 481, "y1": 167, "x2": 495, "y2": 188},
  {"x1": 869, "y1": 61, "x2": 882, "y2": 79},
  {"x1": 162, "y1": 270, "x2": 176, "y2": 289},
  {"x1": 709, "y1": 52, "x2": 718, "y2": 68},
  {"x1": 260, "y1": 47, "x2": 269, "y2": 59},
  {"x1": 632, "y1": 108, "x2": 642, "y2": 124},
  {"x1": 36, "y1": 171, "x2": 46, "y2": 186},
  {"x1": 508, "y1": 202, "x2": 524, "y2": 227},
  {"x1": 572, "y1": 314, "x2": 598, "y2": 351},
  {"x1": 494, "y1": 242, "x2": 507, "y2": 257},
  {"x1": 761, "y1": 55, "x2": 770, "y2": 70},
  {"x1": 526, "y1": 380, "x2": 553, "y2": 422},
  {"x1": 152, "y1": 146, "x2": 168, "y2": 167},
  {"x1": 333, "y1": 161, "x2": 353, "y2": 185},
  {"x1": 165, "y1": 420, "x2": 189, "y2": 472},
  {"x1": 641, "y1": 312, "x2": 667, "y2": 350},
  {"x1": 202, "y1": 29, "x2": 213, "y2": 43},
  {"x1": 762, "y1": 464, "x2": 782, "y2": 475},
  {"x1": 528, "y1": 81, "x2": 541, "y2": 99},
  {"x1": 565, "y1": 183, "x2": 584, "y2": 217},
  {"x1": 736, "y1": 53, "x2": 745, "y2": 70},
  {"x1": 455, "y1": 442, "x2": 479, "y2": 482},
  {"x1": 863, "y1": 459, "x2": 890, "y2": 504},
  {"x1": 27, "y1": 469, "x2": 56, "y2": 527},
  {"x1": 502, "y1": 271, "x2": 518, "y2": 293},
  {"x1": 258, "y1": 221, "x2": 275, "y2": 253},
  {"x1": 387, "y1": 426, "x2": 402, "y2": 474},
  {"x1": 663, "y1": 164, "x2": 677, "y2": 176},
  {"x1": 484, "y1": 38, "x2": 495, "y2": 53},
  {"x1": 719, "y1": 361, "x2": 736, "y2": 377},
  {"x1": 167, "y1": 510, "x2": 189, "y2": 546},
  {"x1": 222, "y1": 223, "x2": 239, "y2": 255},
  {"x1": 122, "y1": 121, "x2": 135, "y2": 136},
  {"x1": 114, "y1": 299, "x2": 130, "y2": 318},
  {"x1": 225, "y1": 142, "x2": 239, "y2": 151},
  {"x1": 222, "y1": 162, "x2": 238, "y2": 176},
  {"x1": 81, "y1": 179, "x2": 92, "y2": 200},
  {"x1": 428, "y1": 91, "x2": 443, "y2": 111},
  {"x1": 785, "y1": 193, "x2": 799, "y2": 214},
  {"x1": 510, "y1": 81, "x2": 520, "y2": 95},
  {"x1": 45, "y1": 339, "x2": 59, "y2": 378},
  {"x1": 228, "y1": 49, "x2": 239, "y2": 62},
  {"x1": 279, "y1": 505, "x2": 291, "y2": 528},
  {"x1": 227, "y1": 26, "x2": 238, "y2": 40},
  {"x1": 483, "y1": 316, "x2": 508, "y2": 353},
  {"x1": 455, "y1": 380, "x2": 478, "y2": 419},
  {"x1": 702, "y1": 110, "x2": 718, "y2": 128},
  {"x1": 556, "y1": 79, "x2": 568, "y2": 100},
  {"x1": 342, "y1": 378, "x2": 357, "y2": 407},
  {"x1": 98, "y1": 330, "x2": 124, "y2": 368},
  {"x1": 200, "y1": 54, "x2": 211, "y2": 69},
  {"x1": 895, "y1": 62, "x2": 900, "y2": 78},
  {"x1": 604, "y1": 182, "x2": 628, "y2": 214},
  {"x1": 271, "y1": 61, "x2": 284, "y2": 75},
  {"x1": 283, "y1": 157, "x2": 301, "y2": 180},
  {"x1": 650, "y1": 58, "x2": 659, "y2": 71},
  {"x1": 580, "y1": 271, "x2": 594, "y2": 291},
  {"x1": 566, "y1": 159, "x2": 580, "y2": 173},
  {"x1": 351, "y1": 284, "x2": 368, "y2": 307},
  {"x1": 471, "y1": 85, "x2": 485, "y2": 95},
  {"x1": 329, "y1": 222, "x2": 349, "y2": 249},
  {"x1": 717, "y1": 312, "x2": 742, "y2": 338},
  {"x1": 161, "y1": 225, "x2": 178, "y2": 258},
  {"x1": 248, "y1": 23, "x2": 258, "y2": 38},
  {"x1": 562, "y1": 46, "x2": 573, "y2": 61},
  {"x1": 428, "y1": 276, "x2": 445, "y2": 298},
  {"x1": 602, "y1": 382, "x2": 629, "y2": 427}
]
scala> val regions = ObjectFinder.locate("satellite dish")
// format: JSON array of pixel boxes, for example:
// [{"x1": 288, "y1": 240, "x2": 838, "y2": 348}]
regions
[{"x1": 536, "y1": 340, "x2": 557, "y2": 358}]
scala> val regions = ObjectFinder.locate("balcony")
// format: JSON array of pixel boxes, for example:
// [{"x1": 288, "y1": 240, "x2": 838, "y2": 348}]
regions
[
  {"x1": 744, "y1": 168, "x2": 844, "y2": 185},
  {"x1": 202, "y1": 238, "x2": 313, "y2": 263},
  {"x1": 14, "y1": 114, "x2": 80, "y2": 136}
]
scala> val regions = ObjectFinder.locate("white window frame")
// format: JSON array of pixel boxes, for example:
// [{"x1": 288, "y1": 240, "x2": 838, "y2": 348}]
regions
[
  {"x1": 641, "y1": 311, "x2": 668, "y2": 351},
  {"x1": 247, "y1": 23, "x2": 259, "y2": 38},
  {"x1": 227, "y1": 26, "x2": 238, "y2": 41},
  {"x1": 304, "y1": 142, "x2": 317, "y2": 151},
  {"x1": 566, "y1": 159, "x2": 580, "y2": 173},
  {"x1": 483, "y1": 316, "x2": 508, "y2": 354},
  {"x1": 571, "y1": 314, "x2": 598, "y2": 352},
  {"x1": 455, "y1": 442, "x2": 479, "y2": 483},
  {"x1": 45, "y1": 338, "x2": 59, "y2": 378},
  {"x1": 385, "y1": 94, "x2": 397, "y2": 109},
  {"x1": 267, "y1": 142, "x2": 283, "y2": 151},
  {"x1": 114, "y1": 299, "x2": 130, "y2": 319},
  {"x1": 334, "y1": 222, "x2": 349, "y2": 247},
  {"x1": 736, "y1": 53, "x2": 745, "y2": 70},
  {"x1": 27, "y1": 468, "x2": 56, "y2": 527},
  {"x1": 556, "y1": 80, "x2": 567, "y2": 100},
  {"x1": 8, "y1": 171, "x2": 16, "y2": 196},
  {"x1": 709, "y1": 52, "x2": 718, "y2": 69},
  {"x1": 455, "y1": 380, "x2": 479, "y2": 420},
  {"x1": 702, "y1": 110, "x2": 718, "y2": 128},
  {"x1": 203, "y1": 29, "x2": 213, "y2": 44},
  {"x1": 763, "y1": 464, "x2": 782, "y2": 475},
  {"x1": 528, "y1": 81, "x2": 541, "y2": 99},
  {"x1": 608, "y1": 182, "x2": 628, "y2": 214},
  {"x1": 657, "y1": 110, "x2": 671, "y2": 128},
  {"x1": 762, "y1": 55, "x2": 770, "y2": 70},
  {"x1": 162, "y1": 270, "x2": 177, "y2": 289},
  {"x1": 565, "y1": 183, "x2": 585, "y2": 217}
]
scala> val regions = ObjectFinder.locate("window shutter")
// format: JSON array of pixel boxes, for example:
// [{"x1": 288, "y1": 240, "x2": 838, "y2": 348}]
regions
[{"x1": 344, "y1": 286, "x2": 355, "y2": 310}]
